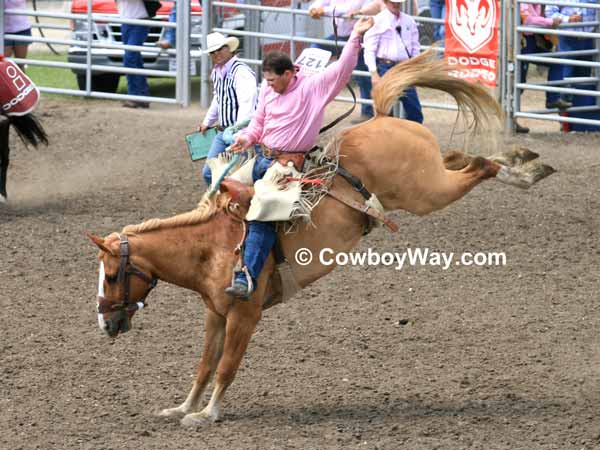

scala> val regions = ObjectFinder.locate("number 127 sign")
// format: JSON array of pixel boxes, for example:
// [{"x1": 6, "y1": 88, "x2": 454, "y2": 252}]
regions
[{"x1": 295, "y1": 48, "x2": 332, "y2": 75}]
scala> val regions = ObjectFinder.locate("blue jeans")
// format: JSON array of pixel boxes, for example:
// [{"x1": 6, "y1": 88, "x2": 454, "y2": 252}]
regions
[
  {"x1": 203, "y1": 133, "x2": 264, "y2": 186},
  {"x1": 122, "y1": 23, "x2": 150, "y2": 97},
  {"x1": 429, "y1": 0, "x2": 445, "y2": 42},
  {"x1": 311, "y1": 34, "x2": 373, "y2": 117},
  {"x1": 164, "y1": 3, "x2": 176, "y2": 47},
  {"x1": 558, "y1": 37, "x2": 594, "y2": 98},
  {"x1": 235, "y1": 154, "x2": 277, "y2": 288},
  {"x1": 558, "y1": 37, "x2": 594, "y2": 103},
  {"x1": 520, "y1": 35, "x2": 560, "y2": 105},
  {"x1": 203, "y1": 131, "x2": 228, "y2": 186},
  {"x1": 377, "y1": 60, "x2": 423, "y2": 123}
]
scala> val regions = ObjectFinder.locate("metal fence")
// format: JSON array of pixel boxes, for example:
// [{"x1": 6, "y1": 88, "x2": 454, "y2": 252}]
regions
[
  {"x1": 509, "y1": 0, "x2": 600, "y2": 130},
  {"x1": 3, "y1": 0, "x2": 599, "y2": 130}
]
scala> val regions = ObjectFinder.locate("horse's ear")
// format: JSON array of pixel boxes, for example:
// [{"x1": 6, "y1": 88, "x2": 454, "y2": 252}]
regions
[
  {"x1": 87, "y1": 233, "x2": 112, "y2": 254},
  {"x1": 220, "y1": 178, "x2": 254, "y2": 205}
]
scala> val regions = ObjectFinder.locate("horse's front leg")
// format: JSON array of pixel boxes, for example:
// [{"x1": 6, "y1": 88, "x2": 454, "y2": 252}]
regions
[
  {"x1": 159, "y1": 309, "x2": 226, "y2": 417},
  {"x1": 181, "y1": 302, "x2": 261, "y2": 426}
]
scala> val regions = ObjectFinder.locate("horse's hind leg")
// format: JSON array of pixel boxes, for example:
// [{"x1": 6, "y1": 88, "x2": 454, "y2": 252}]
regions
[
  {"x1": 181, "y1": 303, "x2": 261, "y2": 426},
  {"x1": 444, "y1": 148, "x2": 554, "y2": 188},
  {"x1": 159, "y1": 309, "x2": 226, "y2": 417},
  {"x1": 443, "y1": 150, "x2": 473, "y2": 171},
  {"x1": 0, "y1": 116, "x2": 9, "y2": 203}
]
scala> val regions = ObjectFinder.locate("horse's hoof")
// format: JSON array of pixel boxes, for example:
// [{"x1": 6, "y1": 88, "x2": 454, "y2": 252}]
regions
[
  {"x1": 180, "y1": 413, "x2": 214, "y2": 427},
  {"x1": 496, "y1": 166, "x2": 532, "y2": 189},
  {"x1": 157, "y1": 407, "x2": 187, "y2": 418}
]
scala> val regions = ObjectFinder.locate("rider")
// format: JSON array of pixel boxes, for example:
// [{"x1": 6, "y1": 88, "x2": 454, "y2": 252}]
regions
[
  {"x1": 225, "y1": 16, "x2": 375, "y2": 300},
  {"x1": 200, "y1": 32, "x2": 258, "y2": 186}
]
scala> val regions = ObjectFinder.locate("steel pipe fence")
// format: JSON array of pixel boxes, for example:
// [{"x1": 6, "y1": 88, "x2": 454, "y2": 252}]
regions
[
  {"x1": 1, "y1": 0, "x2": 192, "y2": 105},
  {"x1": 6, "y1": 0, "x2": 599, "y2": 132},
  {"x1": 209, "y1": 0, "x2": 455, "y2": 116},
  {"x1": 512, "y1": 0, "x2": 600, "y2": 130}
]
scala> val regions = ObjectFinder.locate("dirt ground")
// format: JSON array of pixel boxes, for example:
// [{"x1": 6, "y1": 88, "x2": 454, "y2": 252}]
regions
[{"x1": 1, "y1": 89, "x2": 600, "y2": 450}]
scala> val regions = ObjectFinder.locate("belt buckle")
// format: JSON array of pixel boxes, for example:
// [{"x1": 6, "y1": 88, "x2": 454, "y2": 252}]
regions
[{"x1": 263, "y1": 146, "x2": 275, "y2": 158}]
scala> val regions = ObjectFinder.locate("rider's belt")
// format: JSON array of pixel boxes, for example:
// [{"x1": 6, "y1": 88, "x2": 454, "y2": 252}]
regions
[
  {"x1": 261, "y1": 146, "x2": 307, "y2": 172},
  {"x1": 377, "y1": 58, "x2": 400, "y2": 66}
]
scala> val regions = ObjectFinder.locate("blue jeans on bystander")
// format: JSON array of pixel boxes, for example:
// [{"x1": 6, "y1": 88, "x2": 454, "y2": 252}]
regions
[
  {"x1": 122, "y1": 23, "x2": 150, "y2": 97},
  {"x1": 377, "y1": 60, "x2": 423, "y2": 123}
]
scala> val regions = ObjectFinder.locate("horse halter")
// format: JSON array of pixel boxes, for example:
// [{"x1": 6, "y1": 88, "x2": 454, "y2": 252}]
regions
[{"x1": 97, "y1": 235, "x2": 157, "y2": 315}]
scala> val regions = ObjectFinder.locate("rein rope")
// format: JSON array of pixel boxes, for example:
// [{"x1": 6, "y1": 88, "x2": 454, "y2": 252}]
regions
[{"x1": 317, "y1": 9, "x2": 357, "y2": 135}]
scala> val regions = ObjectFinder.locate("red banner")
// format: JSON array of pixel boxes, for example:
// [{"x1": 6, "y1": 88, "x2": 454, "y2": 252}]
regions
[
  {"x1": 0, "y1": 56, "x2": 40, "y2": 116},
  {"x1": 444, "y1": 0, "x2": 499, "y2": 87}
]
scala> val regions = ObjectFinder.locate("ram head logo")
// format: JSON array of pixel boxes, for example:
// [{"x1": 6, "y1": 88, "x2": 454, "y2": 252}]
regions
[{"x1": 448, "y1": 0, "x2": 496, "y2": 53}]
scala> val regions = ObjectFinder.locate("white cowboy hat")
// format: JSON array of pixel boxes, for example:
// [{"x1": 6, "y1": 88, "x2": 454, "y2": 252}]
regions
[
  {"x1": 204, "y1": 32, "x2": 239, "y2": 54},
  {"x1": 388, "y1": 0, "x2": 407, "y2": 3}
]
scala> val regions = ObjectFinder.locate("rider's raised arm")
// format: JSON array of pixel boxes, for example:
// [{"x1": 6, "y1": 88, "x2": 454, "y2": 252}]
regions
[{"x1": 307, "y1": 23, "x2": 367, "y2": 103}]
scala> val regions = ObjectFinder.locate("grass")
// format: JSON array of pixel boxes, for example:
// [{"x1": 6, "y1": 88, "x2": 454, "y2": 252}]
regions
[{"x1": 24, "y1": 51, "x2": 191, "y2": 100}]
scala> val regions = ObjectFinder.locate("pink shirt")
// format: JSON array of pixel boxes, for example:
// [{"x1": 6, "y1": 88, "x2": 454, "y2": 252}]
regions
[
  {"x1": 363, "y1": 8, "x2": 420, "y2": 73},
  {"x1": 5, "y1": 0, "x2": 31, "y2": 34},
  {"x1": 240, "y1": 31, "x2": 362, "y2": 153},
  {"x1": 520, "y1": 3, "x2": 554, "y2": 35}
]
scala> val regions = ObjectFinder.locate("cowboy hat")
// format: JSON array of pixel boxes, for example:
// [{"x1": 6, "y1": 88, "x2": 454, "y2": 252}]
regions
[
  {"x1": 388, "y1": 0, "x2": 407, "y2": 3},
  {"x1": 204, "y1": 32, "x2": 239, "y2": 54}
]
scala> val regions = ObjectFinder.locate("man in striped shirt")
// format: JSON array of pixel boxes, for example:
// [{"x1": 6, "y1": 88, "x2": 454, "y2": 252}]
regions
[{"x1": 199, "y1": 32, "x2": 258, "y2": 186}]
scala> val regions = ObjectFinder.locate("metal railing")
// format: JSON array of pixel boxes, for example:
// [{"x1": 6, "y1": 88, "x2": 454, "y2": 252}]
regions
[
  {"x1": 512, "y1": 0, "x2": 600, "y2": 130},
  {"x1": 1, "y1": 0, "x2": 193, "y2": 105}
]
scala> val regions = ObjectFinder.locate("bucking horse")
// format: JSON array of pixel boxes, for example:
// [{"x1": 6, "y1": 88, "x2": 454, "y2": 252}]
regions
[
  {"x1": 88, "y1": 49, "x2": 555, "y2": 426},
  {"x1": 0, "y1": 56, "x2": 48, "y2": 204}
]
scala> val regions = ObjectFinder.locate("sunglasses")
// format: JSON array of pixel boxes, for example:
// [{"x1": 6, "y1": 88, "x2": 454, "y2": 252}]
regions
[{"x1": 209, "y1": 45, "x2": 228, "y2": 55}]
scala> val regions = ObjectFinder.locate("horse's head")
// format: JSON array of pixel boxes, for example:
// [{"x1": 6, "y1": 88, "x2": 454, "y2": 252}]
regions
[{"x1": 88, "y1": 233, "x2": 157, "y2": 338}]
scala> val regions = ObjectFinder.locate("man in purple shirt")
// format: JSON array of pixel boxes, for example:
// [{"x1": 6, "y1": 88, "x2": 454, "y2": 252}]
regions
[
  {"x1": 224, "y1": 16, "x2": 374, "y2": 300},
  {"x1": 4, "y1": 0, "x2": 32, "y2": 69},
  {"x1": 363, "y1": 0, "x2": 423, "y2": 123}
]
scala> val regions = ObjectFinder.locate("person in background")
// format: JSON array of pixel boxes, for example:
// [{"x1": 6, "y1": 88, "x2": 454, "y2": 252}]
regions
[
  {"x1": 308, "y1": 0, "x2": 380, "y2": 123},
  {"x1": 545, "y1": 0, "x2": 598, "y2": 104},
  {"x1": 199, "y1": 32, "x2": 257, "y2": 186},
  {"x1": 363, "y1": 0, "x2": 423, "y2": 123},
  {"x1": 517, "y1": 2, "x2": 571, "y2": 134},
  {"x1": 158, "y1": 3, "x2": 177, "y2": 49},
  {"x1": 429, "y1": 0, "x2": 445, "y2": 42},
  {"x1": 118, "y1": 0, "x2": 151, "y2": 109},
  {"x1": 4, "y1": 0, "x2": 33, "y2": 70}
]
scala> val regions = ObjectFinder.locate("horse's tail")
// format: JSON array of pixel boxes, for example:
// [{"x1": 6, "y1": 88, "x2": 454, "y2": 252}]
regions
[
  {"x1": 371, "y1": 48, "x2": 502, "y2": 133},
  {"x1": 9, "y1": 113, "x2": 49, "y2": 147}
]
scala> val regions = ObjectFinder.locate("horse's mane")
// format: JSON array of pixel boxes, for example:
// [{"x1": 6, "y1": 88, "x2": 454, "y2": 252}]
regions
[{"x1": 121, "y1": 192, "x2": 232, "y2": 235}]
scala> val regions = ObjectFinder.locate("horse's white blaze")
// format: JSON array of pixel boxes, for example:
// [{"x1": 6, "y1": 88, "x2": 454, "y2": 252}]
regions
[{"x1": 97, "y1": 262, "x2": 107, "y2": 330}]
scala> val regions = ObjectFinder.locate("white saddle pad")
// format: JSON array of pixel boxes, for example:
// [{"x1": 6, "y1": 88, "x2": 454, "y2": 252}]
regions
[{"x1": 246, "y1": 161, "x2": 302, "y2": 222}]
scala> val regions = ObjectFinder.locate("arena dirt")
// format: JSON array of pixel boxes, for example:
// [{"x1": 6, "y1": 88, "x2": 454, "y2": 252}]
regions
[{"x1": 1, "y1": 90, "x2": 600, "y2": 450}]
